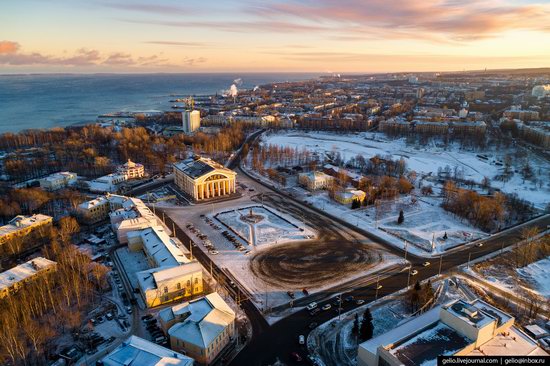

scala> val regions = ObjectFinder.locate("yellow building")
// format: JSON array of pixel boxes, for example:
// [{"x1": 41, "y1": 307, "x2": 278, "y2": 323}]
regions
[
  {"x1": 159, "y1": 292, "x2": 236, "y2": 365},
  {"x1": 173, "y1": 157, "x2": 237, "y2": 201},
  {"x1": 334, "y1": 189, "x2": 366, "y2": 205},
  {"x1": 0, "y1": 214, "x2": 53, "y2": 247},
  {"x1": 117, "y1": 159, "x2": 145, "y2": 179},
  {"x1": 0, "y1": 257, "x2": 57, "y2": 298},
  {"x1": 128, "y1": 226, "x2": 203, "y2": 308}
]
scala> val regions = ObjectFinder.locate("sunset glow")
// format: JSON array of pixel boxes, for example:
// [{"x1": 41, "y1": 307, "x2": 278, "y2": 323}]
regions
[{"x1": 1, "y1": 0, "x2": 550, "y2": 73}]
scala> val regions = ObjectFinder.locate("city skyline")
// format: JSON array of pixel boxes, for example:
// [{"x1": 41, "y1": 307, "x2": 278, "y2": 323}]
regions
[{"x1": 2, "y1": 0, "x2": 550, "y2": 73}]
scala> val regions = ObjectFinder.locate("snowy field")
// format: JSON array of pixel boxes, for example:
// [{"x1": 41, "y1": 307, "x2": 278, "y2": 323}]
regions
[
  {"x1": 285, "y1": 184, "x2": 486, "y2": 256},
  {"x1": 262, "y1": 131, "x2": 550, "y2": 208},
  {"x1": 214, "y1": 205, "x2": 315, "y2": 246},
  {"x1": 516, "y1": 257, "x2": 550, "y2": 298}
]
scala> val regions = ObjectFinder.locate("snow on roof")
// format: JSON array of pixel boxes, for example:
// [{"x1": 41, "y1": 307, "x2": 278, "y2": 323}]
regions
[
  {"x1": 136, "y1": 262, "x2": 202, "y2": 292},
  {"x1": 140, "y1": 226, "x2": 190, "y2": 267},
  {"x1": 78, "y1": 196, "x2": 109, "y2": 210},
  {"x1": 0, "y1": 214, "x2": 52, "y2": 238},
  {"x1": 101, "y1": 335, "x2": 194, "y2": 366},
  {"x1": 445, "y1": 300, "x2": 494, "y2": 328},
  {"x1": 359, "y1": 306, "x2": 440, "y2": 354},
  {"x1": 471, "y1": 299, "x2": 513, "y2": 326},
  {"x1": 173, "y1": 157, "x2": 235, "y2": 180},
  {"x1": 0, "y1": 257, "x2": 57, "y2": 291},
  {"x1": 167, "y1": 292, "x2": 235, "y2": 349},
  {"x1": 391, "y1": 321, "x2": 471, "y2": 366},
  {"x1": 469, "y1": 326, "x2": 547, "y2": 356}
]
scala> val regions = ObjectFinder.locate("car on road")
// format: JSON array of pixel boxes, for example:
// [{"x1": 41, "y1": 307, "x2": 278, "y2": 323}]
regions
[
  {"x1": 356, "y1": 299, "x2": 365, "y2": 305},
  {"x1": 376, "y1": 284, "x2": 383, "y2": 290},
  {"x1": 290, "y1": 352, "x2": 302, "y2": 362},
  {"x1": 308, "y1": 322, "x2": 318, "y2": 330},
  {"x1": 298, "y1": 335, "x2": 305, "y2": 345},
  {"x1": 411, "y1": 269, "x2": 418, "y2": 276},
  {"x1": 475, "y1": 243, "x2": 483, "y2": 247},
  {"x1": 209, "y1": 250, "x2": 219, "y2": 255},
  {"x1": 309, "y1": 308, "x2": 320, "y2": 316},
  {"x1": 306, "y1": 302, "x2": 317, "y2": 311},
  {"x1": 321, "y1": 304, "x2": 331, "y2": 311},
  {"x1": 422, "y1": 262, "x2": 431, "y2": 267},
  {"x1": 333, "y1": 298, "x2": 342, "y2": 306}
]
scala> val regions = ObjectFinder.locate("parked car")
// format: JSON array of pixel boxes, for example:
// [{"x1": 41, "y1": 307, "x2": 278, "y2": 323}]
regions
[
  {"x1": 422, "y1": 262, "x2": 431, "y2": 267},
  {"x1": 321, "y1": 304, "x2": 331, "y2": 311},
  {"x1": 126, "y1": 306, "x2": 132, "y2": 314},
  {"x1": 298, "y1": 335, "x2": 305, "y2": 345},
  {"x1": 287, "y1": 291, "x2": 295, "y2": 299},
  {"x1": 411, "y1": 269, "x2": 418, "y2": 276},
  {"x1": 105, "y1": 313, "x2": 114, "y2": 321},
  {"x1": 356, "y1": 299, "x2": 365, "y2": 305},
  {"x1": 306, "y1": 302, "x2": 317, "y2": 311}
]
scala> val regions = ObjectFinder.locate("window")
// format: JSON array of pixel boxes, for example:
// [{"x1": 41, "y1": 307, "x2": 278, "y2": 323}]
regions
[
  {"x1": 164, "y1": 286, "x2": 168, "y2": 294},
  {"x1": 194, "y1": 278, "x2": 198, "y2": 284},
  {"x1": 176, "y1": 283, "x2": 181, "y2": 290}
]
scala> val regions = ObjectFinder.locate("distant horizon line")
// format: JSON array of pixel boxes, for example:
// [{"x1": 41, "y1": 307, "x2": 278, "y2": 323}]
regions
[{"x1": 1, "y1": 66, "x2": 549, "y2": 77}]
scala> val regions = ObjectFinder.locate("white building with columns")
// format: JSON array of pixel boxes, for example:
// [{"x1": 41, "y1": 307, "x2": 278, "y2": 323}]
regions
[{"x1": 173, "y1": 157, "x2": 237, "y2": 201}]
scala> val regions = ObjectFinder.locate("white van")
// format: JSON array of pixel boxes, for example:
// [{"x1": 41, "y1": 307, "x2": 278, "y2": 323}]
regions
[{"x1": 306, "y1": 302, "x2": 317, "y2": 311}]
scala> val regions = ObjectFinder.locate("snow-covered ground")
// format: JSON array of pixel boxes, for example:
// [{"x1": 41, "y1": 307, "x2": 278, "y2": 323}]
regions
[
  {"x1": 214, "y1": 205, "x2": 315, "y2": 246},
  {"x1": 516, "y1": 257, "x2": 550, "y2": 298},
  {"x1": 296, "y1": 188, "x2": 487, "y2": 255},
  {"x1": 262, "y1": 131, "x2": 550, "y2": 208}
]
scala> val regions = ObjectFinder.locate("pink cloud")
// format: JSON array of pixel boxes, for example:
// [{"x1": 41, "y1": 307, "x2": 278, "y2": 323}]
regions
[
  {"x1": 0, "y1": 41, "x2": 20, "y2": 54},
  {"x1": 249, "y1": 0, "x2": 550, "y2": 41},
  {"x1": 0, "y1": 41, "x2": 206, "y2": 68}
]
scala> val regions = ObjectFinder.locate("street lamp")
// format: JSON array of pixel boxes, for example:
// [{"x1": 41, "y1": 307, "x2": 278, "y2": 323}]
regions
[
  {"x1": 375, "y1": 276, "x2": 380, "y2": 300},
  {"x1": 407, "y1": 266, "x2": 412, "y2": 288},
  {"x1": 438, "y1": 255, "x2": 443, "y2": 276},
  {"x1": 404, "y1": 241, "x2": 409, "y2": 261},
  {"x1": 467, "y1": 251, "x2": 472, "y2": 269}
]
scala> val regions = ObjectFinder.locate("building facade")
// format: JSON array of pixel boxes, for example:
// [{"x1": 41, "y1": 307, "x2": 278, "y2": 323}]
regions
[
  {"x1": 117, "y1": 159, "x2": 145, "y2": 179},
  {"x1": 159, "y1": 292, "x2": 236, "y2": 365},
  {"x1": 0, "y1": 214, "x2": 53, "y2": 248},
  {"x1": 129, "y1": 226, "x2": 203, "y2": 308},
  {"x1": 173, "y1": 157, "x2": 237, "y2": 201},
  {"x1": 38, "y1": 171, "x2": 78, "y2": 191},
  {"x1": 298, "y1": 171, "x2": 334, "y2": 191},
  {"x1": 182, "y1": 110, "x2": 201, "y2": 133},
  {"x1": 334, "y1": 188, "x2": 366, "y2": 205},
  {"x1": 0, "y1": 257, "x2": 57, "y2": 298}
]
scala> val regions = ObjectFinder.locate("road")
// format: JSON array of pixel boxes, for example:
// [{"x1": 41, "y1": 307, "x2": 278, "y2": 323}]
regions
[
  {"x1": 227, "y1": 149, "x2": 550, "y2": 365},
  {"x1": 135, "y1": 130, "x2": 550, "y2": 365}
]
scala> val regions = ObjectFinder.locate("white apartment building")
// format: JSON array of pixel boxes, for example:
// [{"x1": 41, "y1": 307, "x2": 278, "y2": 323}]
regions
[
  {"x1": 159, "y1": 292, "x2": 236, "y2": 365},
  {"x1": 0, "y1": 257, "x2": 57, "y2": 298},
  {"x1": 88, "y1": 173, "x2": 128, "y2": 193},
  {"x1": 38, "y1": 171, "x2": 78, "y2": 191},
  {"x1": 0, "y1": 214, "x2": 53, "y2": 246},
  {"x1": 182, "y1": 110, "x2": 201, "y2": 133}
]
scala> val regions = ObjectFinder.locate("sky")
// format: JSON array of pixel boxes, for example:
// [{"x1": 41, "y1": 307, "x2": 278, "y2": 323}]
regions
[{"x1": 1, "y1": 0, "x2": 550, "y2": 73}]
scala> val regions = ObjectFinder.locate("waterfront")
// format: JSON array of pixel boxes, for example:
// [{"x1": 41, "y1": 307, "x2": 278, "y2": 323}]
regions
[{"x1": 0, "y1": 73, "x2": 317, "y2": 133}]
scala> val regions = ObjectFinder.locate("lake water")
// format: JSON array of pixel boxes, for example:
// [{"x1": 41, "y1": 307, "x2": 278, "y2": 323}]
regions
[{"x1": 0, "y1": 73, "x2": 317, "y2": 133}]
